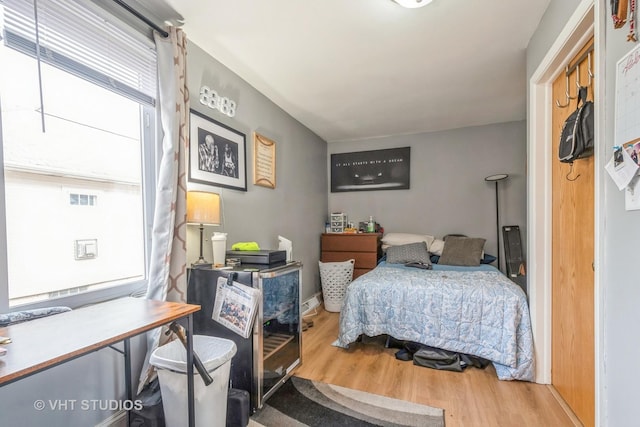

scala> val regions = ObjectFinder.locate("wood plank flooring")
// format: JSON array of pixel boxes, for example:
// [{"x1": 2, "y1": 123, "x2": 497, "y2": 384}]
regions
[{"x1": 294, "y1": 307, "x2": 575, "y2": 427}]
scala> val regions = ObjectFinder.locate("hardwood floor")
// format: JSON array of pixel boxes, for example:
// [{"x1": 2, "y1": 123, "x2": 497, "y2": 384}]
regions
[{"x1": 294, "y1": 307, "x2": 575, "y2": 427}]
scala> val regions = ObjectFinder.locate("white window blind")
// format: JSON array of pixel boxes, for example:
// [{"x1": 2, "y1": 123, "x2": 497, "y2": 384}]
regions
[{"x1": 1, "y1": 0, "x2": 157, "y2": 105}]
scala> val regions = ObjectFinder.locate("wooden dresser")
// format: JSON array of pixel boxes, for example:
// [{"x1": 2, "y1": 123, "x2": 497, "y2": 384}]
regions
[{"x1": 320, "y1": 233, "x2": 382, "y2": 279}]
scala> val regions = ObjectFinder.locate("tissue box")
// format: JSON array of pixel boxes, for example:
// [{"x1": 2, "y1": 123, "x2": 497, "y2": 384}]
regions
[{"x1": 225, "y1": 249, "x2": 286, "y2": 265}]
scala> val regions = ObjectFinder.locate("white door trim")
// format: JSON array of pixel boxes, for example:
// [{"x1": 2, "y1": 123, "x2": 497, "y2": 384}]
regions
[{"x1": 527, "y1": 0, "x2": 595, "y2": 386}]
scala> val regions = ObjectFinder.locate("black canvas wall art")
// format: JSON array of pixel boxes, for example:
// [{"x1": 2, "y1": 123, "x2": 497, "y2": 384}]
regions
[{"x1": 331, "y1": 147, "x2": 410, "y2": 192}]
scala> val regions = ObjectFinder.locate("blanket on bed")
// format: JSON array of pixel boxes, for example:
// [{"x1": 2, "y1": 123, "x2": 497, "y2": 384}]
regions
[{"x1": 335, "y1": 262, "x2": 534, "y2": 381}]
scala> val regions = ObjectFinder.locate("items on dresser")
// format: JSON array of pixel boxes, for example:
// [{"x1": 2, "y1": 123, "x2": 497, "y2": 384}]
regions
[
  {"x1": 321, "y1": 233, "x2": 382, "y2": 279},
  {"x1": 329, "y1": 212, "x2": 347, "y2": 233}
]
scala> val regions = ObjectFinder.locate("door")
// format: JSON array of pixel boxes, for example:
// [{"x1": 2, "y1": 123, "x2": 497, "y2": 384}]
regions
[{"x1": 551, "y1": 38, "x2": 595, "y2": 427}]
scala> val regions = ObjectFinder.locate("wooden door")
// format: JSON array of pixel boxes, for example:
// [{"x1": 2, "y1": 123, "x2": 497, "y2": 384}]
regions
[{"x1": 551, "y1": 38, "x2": 595, "y2": 427}]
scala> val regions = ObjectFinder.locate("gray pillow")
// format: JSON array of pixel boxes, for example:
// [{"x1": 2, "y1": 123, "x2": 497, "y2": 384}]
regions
[
  {"x1": 386, "y1": 242, "x2": 431, "y2": 265},
  {"x1": 438, "y1": 236, "x2": 486, "y2": 266}
]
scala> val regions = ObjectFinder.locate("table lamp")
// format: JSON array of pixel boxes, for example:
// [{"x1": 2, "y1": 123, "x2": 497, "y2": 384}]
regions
[{"x1": 186, "y1": 191, "x2": 221, "y2": 267}]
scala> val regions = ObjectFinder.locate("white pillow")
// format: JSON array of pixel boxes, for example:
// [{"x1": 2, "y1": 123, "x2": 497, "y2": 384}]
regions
[
  {"x1": 381, "y1": 233, "x2": 435, "y2": 250},
  {"x1": 429, "y1": 238, "x2": 445, "y2": 256}
]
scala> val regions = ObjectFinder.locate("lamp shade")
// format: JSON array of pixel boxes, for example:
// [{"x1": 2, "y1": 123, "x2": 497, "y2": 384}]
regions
[
  {"x1": 186, "y1": 191, "x2": 221, "y2": 225},
  {"x1": 393, "y1": 0, "x2": 434, "y2": 8},
  {"x1": 485, "y1": 173, "x2": 509, "y2": 182}
]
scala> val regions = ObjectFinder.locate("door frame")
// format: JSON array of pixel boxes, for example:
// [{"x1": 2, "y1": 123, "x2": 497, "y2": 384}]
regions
[{"x1": 527, "y1": 0, "x2": 603, "y2": 423}]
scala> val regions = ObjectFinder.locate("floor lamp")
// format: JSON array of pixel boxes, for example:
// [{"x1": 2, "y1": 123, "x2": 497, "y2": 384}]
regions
[
  {"x1": 186, "y1": 191, "x2": 221, "y2": 267},
  {"x1": 485, "y1": 174, "x2": 509, "y2": 272}
]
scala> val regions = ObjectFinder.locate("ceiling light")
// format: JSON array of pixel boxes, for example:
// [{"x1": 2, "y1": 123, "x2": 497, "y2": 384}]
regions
[{"x1": 393, "y1": 0, "x2": 434, "y2": 8}]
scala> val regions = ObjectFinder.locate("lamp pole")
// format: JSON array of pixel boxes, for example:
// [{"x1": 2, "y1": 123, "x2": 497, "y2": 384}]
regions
[
  {"x1": 485, "y1": 174, "x2": 509, "y2": 272},
  {"x1": 194, "y1": 223, "x2": 207, "y2": 265}
]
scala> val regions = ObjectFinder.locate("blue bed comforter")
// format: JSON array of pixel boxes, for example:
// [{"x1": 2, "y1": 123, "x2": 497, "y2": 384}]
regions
[{"x1": 336, "y1": 262, "x2": 534, "y2": 381}]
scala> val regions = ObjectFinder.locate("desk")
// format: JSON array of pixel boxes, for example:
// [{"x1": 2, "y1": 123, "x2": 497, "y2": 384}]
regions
[{"x1": 0, "y1": 297, "x2": 200, "y2": 426}]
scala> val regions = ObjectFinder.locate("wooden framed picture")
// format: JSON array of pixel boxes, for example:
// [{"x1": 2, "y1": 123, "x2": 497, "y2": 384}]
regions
[
  {"x1": 188, "y1": 110, "x2": 247, "y2": 191},
  {"x1": 253, "y1": 132, "x2": 276, "y2": 189},
  {"x1": 330, "y1": 147, "x2": 410, "y2": 192}
]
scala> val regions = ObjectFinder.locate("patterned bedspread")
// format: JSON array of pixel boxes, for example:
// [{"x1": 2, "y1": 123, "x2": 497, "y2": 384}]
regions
[{"x1": 336, "y1": 262, "x2": 534, "y2": 381}]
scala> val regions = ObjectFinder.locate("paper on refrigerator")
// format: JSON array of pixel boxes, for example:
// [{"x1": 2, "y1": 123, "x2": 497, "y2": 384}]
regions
[
  {"x1": 212, "y1": 277, "x2": 261, "y2": 338},
  {"x1": 605, "y1": 147, "x2": 639, "y2": 190}
]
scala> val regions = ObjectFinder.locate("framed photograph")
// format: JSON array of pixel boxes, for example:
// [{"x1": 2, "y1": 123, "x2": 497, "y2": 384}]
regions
[
  {"x1": 331, "y1": 147, "x2": 410, "y2": 192},
  {"x1": 189, "y1": 110, "x2": 247, "y2": 191},
  {"x1": 253, "y1": 132, "x2": 276, "y2": 189}
]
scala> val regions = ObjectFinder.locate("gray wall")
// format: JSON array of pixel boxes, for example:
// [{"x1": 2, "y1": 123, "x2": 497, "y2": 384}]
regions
[
  {"x1": 526, "y1": 0, "x2": 583, "y2": 80},
  {"x1": 327, "y1": 121, "x2": 527, "y2": 264},
  {"x1": 601, "y1": 6, "x2": 640, "y2": 426},
  {"x1": 185, "y1": 42, "x2": 328, "y2": 302}
]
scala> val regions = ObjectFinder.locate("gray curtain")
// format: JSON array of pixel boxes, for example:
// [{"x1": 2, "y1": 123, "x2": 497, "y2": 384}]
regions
[{"x1": 138, "y1": 26, "x2": 189, "y2": 393}]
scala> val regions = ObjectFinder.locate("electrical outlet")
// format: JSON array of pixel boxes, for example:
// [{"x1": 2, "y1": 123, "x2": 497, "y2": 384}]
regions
[{"x1": 301, "y1": 294, "x2": 321, "y2": 315}]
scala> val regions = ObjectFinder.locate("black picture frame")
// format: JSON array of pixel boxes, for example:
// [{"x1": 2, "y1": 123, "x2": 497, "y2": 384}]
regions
[
  {"x1": 188, "y1": 110, "x2": 247, "y2": 191},
  {"x1": 331, "y1": 147, "x2": 410, "y2": 192}
]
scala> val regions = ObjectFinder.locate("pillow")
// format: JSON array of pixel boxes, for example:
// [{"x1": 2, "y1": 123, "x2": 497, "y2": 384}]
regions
[
  {"x1": 381, "y1": 233, "x2": 435, "y2": 250},
  {"x1": 429, "y1": 238, "x2": 445, "y2": 256},
  {"x1": 438, "y1": 236, "x2": 486, "y2": 266},
  {"x1": 480, "y1": 253, "x2": 497, "y2": 264},
  {"x1": 385, "y1": 242, "x2": 431, "y2": 265},
  {"x1": 0, "y1": 306, "x2": 71, "y2": 327}
]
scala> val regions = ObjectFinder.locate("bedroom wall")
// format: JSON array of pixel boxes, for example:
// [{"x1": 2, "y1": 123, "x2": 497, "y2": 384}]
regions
[
  {"x1": 186, "y1": 42, "x2": 328, "y2": 301},
  {"x1": 526, "y1": 0, "x2": 583, "y2": 79},
  {"x1": 327, "y1": 121, "x2": 527, "y2": 264},
  {"x1": 600, "y1": 5, "x2": 640, "y2": 426}
]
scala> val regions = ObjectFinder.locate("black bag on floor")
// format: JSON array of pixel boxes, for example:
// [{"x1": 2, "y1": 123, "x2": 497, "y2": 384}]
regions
[
  {"x1": 227, "y1": 388, "x2": 250, "y2": 427},
  {"x1": 413, "y1": 346, "x2": 465, "y2": 372},
  {"x1": 394, "y1": 341, "x2": 491, "y2": 372},
  {"x1": 130, "y1": 378, "x2": 165, "y2": 427}
]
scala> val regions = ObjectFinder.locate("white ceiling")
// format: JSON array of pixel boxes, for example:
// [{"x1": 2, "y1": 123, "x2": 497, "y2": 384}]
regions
[{"x1": 165, "y1": 0, "x2": 550, "y2": 143}]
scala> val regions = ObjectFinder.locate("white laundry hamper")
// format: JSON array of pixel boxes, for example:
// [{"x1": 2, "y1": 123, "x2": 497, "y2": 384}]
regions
[{"x1": 318, "y1": 259, "x2": 355, "y2": 312}]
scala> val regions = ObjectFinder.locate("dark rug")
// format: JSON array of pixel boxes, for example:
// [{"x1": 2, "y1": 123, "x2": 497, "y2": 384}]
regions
[{"x1": 249, "y1": 376, "x2": 444, "y2": 427}]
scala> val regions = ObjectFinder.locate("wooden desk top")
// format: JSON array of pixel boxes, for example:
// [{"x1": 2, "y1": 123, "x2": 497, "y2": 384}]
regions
[{"x1": 0, "y1": 297, "x2": 200, "y2": 386}]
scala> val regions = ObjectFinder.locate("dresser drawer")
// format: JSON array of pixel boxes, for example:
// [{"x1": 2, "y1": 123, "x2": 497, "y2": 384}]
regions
[{"x1": 321, "y1": 234, "x2": 380, "y2": 252}]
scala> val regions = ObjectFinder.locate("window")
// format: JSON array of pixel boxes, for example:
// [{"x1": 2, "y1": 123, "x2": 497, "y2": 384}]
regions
[
  {"x1": 69, "y1": 193, "x2": 97, "y2": 206},
  {"x1": 0, "y1": 0, "x2": 158, "y2": 309}
]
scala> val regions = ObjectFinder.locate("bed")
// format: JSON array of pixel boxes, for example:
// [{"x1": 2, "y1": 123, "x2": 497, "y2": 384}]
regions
[{"x1": 334, "y1": 237, "x2": 534, "y2": 382}]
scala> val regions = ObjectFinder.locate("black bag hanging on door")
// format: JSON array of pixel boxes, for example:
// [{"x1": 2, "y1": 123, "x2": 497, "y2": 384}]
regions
[{"x1": 558, "y1": 86, "x2": 594, "y2": 163}]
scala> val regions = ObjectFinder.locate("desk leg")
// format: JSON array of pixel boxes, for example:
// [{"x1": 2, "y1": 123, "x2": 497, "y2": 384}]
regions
[
  {"x1": 124, "y1": 338, "x2": 132, "y2": 427},
  {"x1": 186, "y1": 314, "x2": 195, "y2": 427}
]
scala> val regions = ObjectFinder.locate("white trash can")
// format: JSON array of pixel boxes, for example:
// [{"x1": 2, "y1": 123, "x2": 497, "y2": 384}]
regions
[{"x1": 150, "y1": 335, "x2": 237, "y2": 427}]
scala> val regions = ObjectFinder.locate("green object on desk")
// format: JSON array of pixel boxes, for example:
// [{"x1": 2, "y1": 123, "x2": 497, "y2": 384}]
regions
[{"x1": 231, "y1": 242, "x2": 260, "y2": 251}]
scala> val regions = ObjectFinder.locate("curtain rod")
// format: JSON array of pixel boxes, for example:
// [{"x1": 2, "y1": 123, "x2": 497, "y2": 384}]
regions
[{"x1": 111, "y1": 0, "x2": 169, "y2": 38}]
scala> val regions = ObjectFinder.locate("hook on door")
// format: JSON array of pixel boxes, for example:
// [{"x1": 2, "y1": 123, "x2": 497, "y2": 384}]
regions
[
  {"x1": 555, "y1": 66, "x2": 576, "y2": 108},
  {"x1": 566, "y1": 162, "x2": 581, "y2": 181},
  {"x1": 587, "y1": 52, "x2": 593, "y2": 87}
]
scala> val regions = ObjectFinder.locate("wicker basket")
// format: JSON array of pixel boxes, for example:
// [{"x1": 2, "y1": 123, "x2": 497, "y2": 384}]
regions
[{"x1": 318, "y1": 259, "x2": 355, "y2": 312}]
